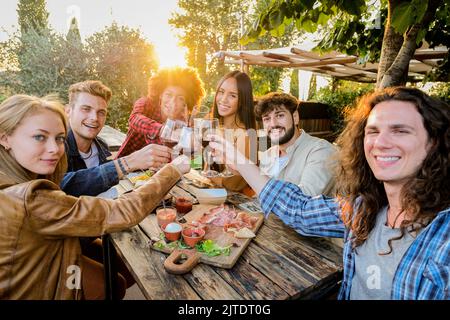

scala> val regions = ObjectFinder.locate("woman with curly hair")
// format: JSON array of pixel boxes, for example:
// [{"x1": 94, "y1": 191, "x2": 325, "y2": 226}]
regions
[
  {"x1": 117, "y1": 66, "x2": 205, "y2": 157},
  {"x1": 209, "y1": 87, "x2": 449, "y2": 300}
]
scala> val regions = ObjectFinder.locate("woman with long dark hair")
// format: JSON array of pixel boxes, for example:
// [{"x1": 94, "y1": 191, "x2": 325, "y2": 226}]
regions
[{"x1": 210, "y1": 71, "x2": 256, "y2": 193}]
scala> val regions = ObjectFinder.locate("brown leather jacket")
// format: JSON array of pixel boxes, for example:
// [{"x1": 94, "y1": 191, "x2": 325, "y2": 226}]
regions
[{"x1": 0, "y1": 164, "x2": 181, "y2": 300}]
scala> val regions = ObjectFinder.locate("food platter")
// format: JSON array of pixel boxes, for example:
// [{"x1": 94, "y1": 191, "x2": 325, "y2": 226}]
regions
[{"x1": 139, "y1": 203, "x2": 264, "y2": 274}]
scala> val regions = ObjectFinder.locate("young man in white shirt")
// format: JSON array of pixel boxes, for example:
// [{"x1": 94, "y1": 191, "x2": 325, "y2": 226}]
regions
[{"x1": 256, "y1": 92, "x2": 337, "y2": 196}]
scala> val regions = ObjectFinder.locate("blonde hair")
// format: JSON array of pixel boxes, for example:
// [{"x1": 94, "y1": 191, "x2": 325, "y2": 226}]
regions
[
  {"x1": 0, "y1": 94, "x2": 68, "y2": 185},
  {"x1": 68, "y1": 80, "x2": 112, "y2": 107}
]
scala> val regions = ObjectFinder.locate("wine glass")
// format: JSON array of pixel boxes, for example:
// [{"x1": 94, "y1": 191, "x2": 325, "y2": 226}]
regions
[
  {"x1": 159, "y1": 119, "x2": 187, "y2": 158},
  {"x1": 195, "y1": 118, "x2": 219, "y2": 177},
  {"x1": 220, "y1": 134, "x2": 236, "y2": 177}
]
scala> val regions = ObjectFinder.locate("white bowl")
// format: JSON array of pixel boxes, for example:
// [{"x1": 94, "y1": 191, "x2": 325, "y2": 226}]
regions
[{"x1": 195, "y1": 188, "x2": 227, "y2": 205}]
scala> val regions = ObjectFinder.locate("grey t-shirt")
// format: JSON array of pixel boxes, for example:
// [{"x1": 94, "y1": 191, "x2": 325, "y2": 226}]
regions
[{"x1": 350, "y1": 206, "x2": 420, "y2": 300}]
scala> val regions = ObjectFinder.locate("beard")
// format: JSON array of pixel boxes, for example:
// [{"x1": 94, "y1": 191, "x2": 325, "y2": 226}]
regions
[{"x1": 270, "y1": 123, "x2": 295, "y2": 145}]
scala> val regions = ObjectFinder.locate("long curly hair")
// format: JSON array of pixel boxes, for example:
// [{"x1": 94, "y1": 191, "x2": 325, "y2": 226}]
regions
[
  {"x1": 147, "y1": 67, "x2": 205, "y2": 112},
  {"x1": 335, "y1": 87, "x2": 450, "y2": 252}
]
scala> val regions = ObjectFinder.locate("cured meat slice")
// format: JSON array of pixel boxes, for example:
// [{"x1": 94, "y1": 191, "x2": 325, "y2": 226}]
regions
[
  {"x1": 223, "y1": 211, "x2": 258, "y2": 233},
  {"x1": 196, "y1": 205, "x2": 258, "y2": 236},
  {"x1": 198, "y1": 204, "x2": 237, "y2": 226}
]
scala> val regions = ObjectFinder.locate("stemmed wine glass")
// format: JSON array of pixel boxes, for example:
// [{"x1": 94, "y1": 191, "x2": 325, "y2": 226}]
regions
[
  {"x1": 159, "y1": 119, "x2": 187, "y2": 158},
  {"x1": 195, "y1": 118, "x2": 219, "y2": 177},
  {"x1": 219, "y1": 134, "x2": 236, "y2": 177}
]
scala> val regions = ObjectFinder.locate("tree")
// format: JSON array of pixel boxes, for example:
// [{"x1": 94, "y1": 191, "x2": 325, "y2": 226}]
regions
[
  {"x1": 85, "y1": 23, "x2": 159, "y2": 131},
  {"x1": 242, "y1": 0, "x2": 450, "y2": 88},
  {"x1": 0, "y1": 27, "x2": 91, "y2": 100},
  {"x1": 289, "y1": 69, "x2": 299, "y2": 98},
  {"x1": 17, "y1": 0, "x2": 49, "y2": 35},
  {"x1": 170, "y1": 0, "x2": 249, "y2": 92},
  {"x1": 1, "y1": 28, "x2": 60, "y2": 96},
  {"x1": 170, "y1": 0, "x2": 299, "y2": 95},
  {"x1": 66, "y1": 17, "x2": 81, "y2": 44},
  {"x1": 48, "y1": 17, "x2": 92, "y2": 102},
  {"x1": 1, "y1": 20, "x2": 157, "y2": 133}
]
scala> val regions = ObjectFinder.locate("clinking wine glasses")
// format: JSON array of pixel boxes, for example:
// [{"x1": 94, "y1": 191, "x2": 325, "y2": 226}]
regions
[
  {"x1": 194, "y1": 118, "x2": 220, "y2": 178},
  {"x1": 159, "y1": 119, "x2": 187, "y2": 158}
]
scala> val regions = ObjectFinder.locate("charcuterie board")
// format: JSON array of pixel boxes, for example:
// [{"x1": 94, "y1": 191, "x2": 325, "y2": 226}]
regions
[{"x1": 139, "y1": 204, "x2": 264, "y2": 273}]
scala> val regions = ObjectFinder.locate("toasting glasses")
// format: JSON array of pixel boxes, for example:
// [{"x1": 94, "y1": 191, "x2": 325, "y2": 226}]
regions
[
  {"x1": 194, "y1": 118, "x2": 220, "y2": 178},
  {"x1": 159, "y1": 119, "x2": 187, "y2": 158}
]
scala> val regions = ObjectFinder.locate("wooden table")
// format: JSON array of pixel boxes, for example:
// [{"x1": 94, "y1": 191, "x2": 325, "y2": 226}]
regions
[{"x1": 105, "y1": 183, "x2": 343, "y2": 300}]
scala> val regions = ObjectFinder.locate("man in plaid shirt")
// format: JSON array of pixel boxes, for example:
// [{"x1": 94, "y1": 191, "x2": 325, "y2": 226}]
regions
[
  {"x1": 117, "y1": 67, "x2": 205, "y2": 158},
  {"x1": 210, "y1": 87, "x2": 449, "y2": 300}
]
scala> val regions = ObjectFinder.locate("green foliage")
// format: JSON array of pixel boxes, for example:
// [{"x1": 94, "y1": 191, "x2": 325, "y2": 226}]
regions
[
  {"x1": 424, "y1": 2, "x2": 450, "y2": 81},
  {"x1": 250, "y1": 66, "x2": 283, "y2": 97},
  {"x1": 311, "y1": 80, "x2": 374, "y2": 134},
  {"x1": 195, "y1": 239, "x2": 231, "y2": 256},
  {"x1": 290, "y1": 69, "x2": 299, "y2": 98},
  {"x1": 391, "y1": 0, "x2": 428, "y2": 36},
  {"x1": 170, "y1": 0, "x2": 299, "y2": 95},
  {"x1": 429, "y1": 82, "x2": 450, "y2": 104},
  {"x1": 308, "y1": 74, "x2": 317, "y2": 100},
  {"x1": 1, "y1": 27, "x2": 91, "y2": 101},
  {"x1": 66, "y1": 18, "x2": 81, "y2": 44},
  {"x1": 169, "y1": 0, "x2": 246, "y2": 93},
  {"x1": 241, "y1": 0, "x2": 366, "y2": 45},
  {"x1": 1, "y1": 20, "x2": 158, "y2": 133},
  {"x1": 3, "y1": 29, "x2": 62, "y2": 96},
  {"x1": 245, "y1": 0, "x2": 450, "y2": 85},
  {"x1": 17, "y1": 0, "x2": 49, "y2": 34},
  {"x1": 85, "y1": 23, "x2": 158, "y2": 131}
]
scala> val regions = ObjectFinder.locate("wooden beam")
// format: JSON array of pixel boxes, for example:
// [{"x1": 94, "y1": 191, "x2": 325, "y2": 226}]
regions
[
  {"x1": 417, "y1": 60, "x2": 441, "y2": 67},
  {"x1": 262, "y1": 52, "x2": 304, "y2": 63},
  {"x1": 241, "y1": 60, "x2": 293, "y2": 67},
  {"x1": 239, "y1": 52, "x2": 291, "y2": 64},
  {"x1": 289, "y1": 56, "x2": 358, "y2": 67},
  {"x1": 413, "y1": 52, "x2": 447, "y2": 60},
  {"x1": 290, "y1": 47, "x2": 340, "y2": 60},
  {"x1": 222, "y1": 52, "x2": 243, "y2": 60}
]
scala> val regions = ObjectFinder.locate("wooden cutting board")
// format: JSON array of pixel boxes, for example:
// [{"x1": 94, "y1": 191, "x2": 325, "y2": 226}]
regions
[{"x1": 139, "y1": 204, "x2": 264, "y2": 273}]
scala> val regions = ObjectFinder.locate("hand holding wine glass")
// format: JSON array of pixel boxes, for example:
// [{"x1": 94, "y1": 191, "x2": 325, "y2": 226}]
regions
[
  {"x1": 159, "y1": 119, "x2": 187, "y2": 158},
  {"x1": 208, "y1": 134, "x2": 246, "y2": 172},
  {"x1": 198, "y1": 118, "x2": 219, "y2": 177}
]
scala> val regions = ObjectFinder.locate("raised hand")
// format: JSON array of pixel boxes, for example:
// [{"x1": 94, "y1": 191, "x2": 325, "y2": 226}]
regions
[
  {"x1": 170, "y1": 154, "x2": 191, "y2": 174},
  {"x1": 125, "y1": 144, "x2": 172, "y2": 172},
  {"x1": 208, "y1": 134, "x2": 246, "y2": 172}
]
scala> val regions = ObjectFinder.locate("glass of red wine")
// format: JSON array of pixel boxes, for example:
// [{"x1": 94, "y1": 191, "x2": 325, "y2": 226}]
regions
[
  {"x1": 197, "y1": 118, "x2": 219, "y2": 177},
  {"x1": 159, "y1": 119, "x2": 186, "y2": 158}
]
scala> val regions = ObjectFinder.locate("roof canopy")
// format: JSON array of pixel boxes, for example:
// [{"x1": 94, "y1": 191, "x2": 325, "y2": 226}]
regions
[{"x1": 214, "y1": 46, "x2": 448, "y2": 83}]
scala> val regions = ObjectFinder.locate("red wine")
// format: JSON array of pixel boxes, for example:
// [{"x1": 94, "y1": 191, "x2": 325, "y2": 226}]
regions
[
  {"x1": 211, "y1": 163, "x2": 224, "y2": 172},
  {"x1": 202, "y1": 138, "x2": 210, "y2": 148},
  {"x1": 162, "y1": 139, "x2": 177, "y2": 148}
]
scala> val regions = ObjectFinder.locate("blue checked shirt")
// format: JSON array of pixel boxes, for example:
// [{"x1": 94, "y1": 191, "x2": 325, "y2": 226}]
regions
[{"x1": 259, "y1": 179, "x2": 450, "y2": 300}]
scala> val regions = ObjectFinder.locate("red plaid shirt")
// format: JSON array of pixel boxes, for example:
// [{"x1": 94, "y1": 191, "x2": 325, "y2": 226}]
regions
[{"x1": 116, "y1": 97, "x2": 163, "y2": 158}]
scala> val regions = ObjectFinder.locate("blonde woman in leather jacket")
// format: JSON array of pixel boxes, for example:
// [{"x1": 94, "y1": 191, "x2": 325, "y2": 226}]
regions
[{"x1": 0, "y1": 94, "x2": 190, "y2": 300}]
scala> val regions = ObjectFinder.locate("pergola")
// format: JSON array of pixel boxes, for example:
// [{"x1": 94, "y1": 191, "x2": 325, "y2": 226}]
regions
[{"x1": 214, "y1": 46, "x2": 448, "y2": 83}]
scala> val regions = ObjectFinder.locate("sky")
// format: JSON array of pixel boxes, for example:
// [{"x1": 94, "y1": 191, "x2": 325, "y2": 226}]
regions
[{"x1": 0, "y1": 0, "x2": 187, "y2": 67}]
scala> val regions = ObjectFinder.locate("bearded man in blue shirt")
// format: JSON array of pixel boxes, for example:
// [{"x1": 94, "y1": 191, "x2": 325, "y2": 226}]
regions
[{"x1": 209, "y1": 87, "x2": 449, "y2": 300}]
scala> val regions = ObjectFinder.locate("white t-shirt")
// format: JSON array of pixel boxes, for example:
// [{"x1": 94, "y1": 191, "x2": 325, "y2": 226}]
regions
[
  {"x1": 79, "y1": 143, "x2": 99, "y2": 168},
  {"x1": 269, "y1": 154, "x2": 289, "y2": 178}
]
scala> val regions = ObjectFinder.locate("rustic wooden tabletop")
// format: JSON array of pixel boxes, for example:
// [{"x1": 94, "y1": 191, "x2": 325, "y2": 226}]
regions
[{"x1": 109, "y1": 183, "x2": 344, "y2": 300}]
